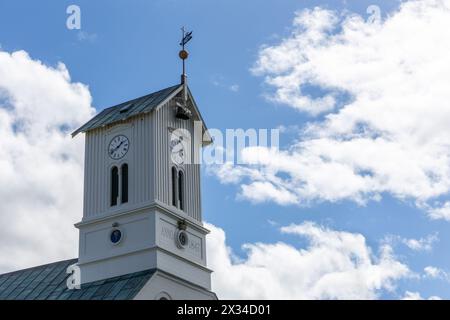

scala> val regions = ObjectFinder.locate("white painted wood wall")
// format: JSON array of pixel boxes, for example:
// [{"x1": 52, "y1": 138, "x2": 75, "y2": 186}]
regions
[{"x1": 82, "y1": 98, "x2": 202, "y2": 223}]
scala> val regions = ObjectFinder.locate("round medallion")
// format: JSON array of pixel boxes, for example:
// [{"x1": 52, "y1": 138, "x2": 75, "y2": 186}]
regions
[
  {"x1": 110, "y1": 229, "x2": 123, "y2": 245},
  {"x1": 175, "y1": 230, "x2": 189, "y2": 249}
]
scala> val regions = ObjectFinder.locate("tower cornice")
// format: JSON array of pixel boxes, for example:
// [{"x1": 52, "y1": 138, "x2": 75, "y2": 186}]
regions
[{"x1": 75, "y1": 200, "x2": 210, "y2": 234}]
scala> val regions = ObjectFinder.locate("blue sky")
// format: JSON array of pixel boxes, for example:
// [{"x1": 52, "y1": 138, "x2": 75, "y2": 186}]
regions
[{"x1": 1, "y1": 0, "x2": 450, "y2": 299}]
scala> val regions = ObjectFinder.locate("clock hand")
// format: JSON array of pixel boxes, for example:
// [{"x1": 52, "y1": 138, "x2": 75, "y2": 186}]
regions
[{"x1": 111, "y1": 141, "x2": 125, "y2": 154}]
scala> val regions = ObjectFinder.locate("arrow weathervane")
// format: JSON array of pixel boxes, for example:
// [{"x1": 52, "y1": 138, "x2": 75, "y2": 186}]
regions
[{"x1": 180, "y1": 29, "x2": 193, "y2": 47}]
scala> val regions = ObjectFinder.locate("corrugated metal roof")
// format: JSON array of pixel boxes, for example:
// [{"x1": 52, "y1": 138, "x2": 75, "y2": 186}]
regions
[
  {"x1": 72, "y1": 84, "x2": 182, "y2": 137},
  {"x1": 0, "y1": 259, "x2": 155, "y2": 300}
]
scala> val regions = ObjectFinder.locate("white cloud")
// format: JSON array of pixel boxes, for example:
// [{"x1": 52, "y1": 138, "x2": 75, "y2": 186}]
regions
[
  {"x1": 252, "y1": 7, "x2": 339, "y2": 115},
  {"x1": 402, "y1": 291, "x2": 422, "y2": 300},
  {"x1": 424, "y1": 266, "x2": 442, "y2": 278},
  {"x1": 229, "y1": 84, "x2": 240, "y2": 92},
  {"x1": 206, "y1": 221, "x2": 410, "y2": 299},
  {"x1": 426, "y1": 201, "x2": 450, "y2": 221},
  {"x1": 210, "y1": 0, "x2": 450, "y2": 219},
  {"x1": 0, "y1": 50, "x2": 94, "y2": 273},
  {"x1": 397, "y1": 234, "x2": 438, "y2": 251},
  {"x1": 402, "y1": 291, "x2": 441, "y2": 300},
  {"x1": 382, "y1": 233, "x2": 438, "y2": 253},
  {"x1": 0, "y1": 48, "x2": 431, "y2": 300},
  {"x1": 423, "y1": 266, "x2": 448, "y2": 281},
  {"x1": 240, "y1": 181, "x2": 298, "y2": 206}
]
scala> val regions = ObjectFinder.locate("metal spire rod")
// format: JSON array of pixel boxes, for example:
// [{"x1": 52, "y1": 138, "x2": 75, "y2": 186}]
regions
[{"x1": 181, "y1": 27, "x2": 186, "y2": 76}]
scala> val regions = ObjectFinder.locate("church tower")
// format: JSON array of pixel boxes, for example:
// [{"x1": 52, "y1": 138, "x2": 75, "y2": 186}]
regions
[{"x1": 71, "y1": 31, "x2": 216, "y2": 300}]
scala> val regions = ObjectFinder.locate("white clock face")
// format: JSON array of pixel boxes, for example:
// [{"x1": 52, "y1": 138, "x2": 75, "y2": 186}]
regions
[
  {"x1": 170, "y1": 137, "x2": 185, "y2": 165},
  {"x1": 108, "y1": 135, "x2": 130, "y2": 160}
]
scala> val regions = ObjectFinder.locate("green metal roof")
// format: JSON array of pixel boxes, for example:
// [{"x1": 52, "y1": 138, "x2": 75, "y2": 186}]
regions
[
  {"x1": 0, "y1": 259, "x2": 155, "y2": 300},
  {"x1": 72, "y1": 84, "x2": 182, "y2": 137}
]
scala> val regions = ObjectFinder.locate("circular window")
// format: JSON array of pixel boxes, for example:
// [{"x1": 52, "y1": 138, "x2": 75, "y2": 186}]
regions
[
  {"x1": 110, "y1": 228, "x2": 123, "y2": 245},
  {"x1": 175, "y1": 230, "x2": 189, "y2": 249}
]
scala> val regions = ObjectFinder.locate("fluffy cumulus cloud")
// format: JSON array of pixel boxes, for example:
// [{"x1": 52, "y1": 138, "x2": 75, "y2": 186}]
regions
[
  {"x1": 0, "y1": 50, "x2": 94, "y2": 273},
  {"x1": 206, "y1": 222, "x2": 410, "y2": 299},
  {"x1": 210, "y1": 0, "x2": 450, "y2": 219}
]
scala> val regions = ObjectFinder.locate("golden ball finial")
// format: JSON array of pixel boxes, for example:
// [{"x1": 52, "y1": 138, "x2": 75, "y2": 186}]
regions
[{"x1": 179, "y1": 50, "x2": 189, "y2": 60}]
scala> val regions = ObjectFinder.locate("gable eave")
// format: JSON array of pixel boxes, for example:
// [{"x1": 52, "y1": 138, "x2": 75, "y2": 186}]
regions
[{"x1": 185, "y1": 87, "x2": 213, "y2": 146}]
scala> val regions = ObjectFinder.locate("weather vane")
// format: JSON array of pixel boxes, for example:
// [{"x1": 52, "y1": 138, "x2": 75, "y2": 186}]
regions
[
  {"x1": 176, "y1": 27, "x2": 193, "y2": 120},
  {"x1": 179, "y1": 27, "x2": 193, "y2": 83}
]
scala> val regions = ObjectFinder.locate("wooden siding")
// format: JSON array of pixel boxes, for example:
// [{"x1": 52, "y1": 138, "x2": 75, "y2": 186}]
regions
[
  {"x1": 152, "y1": 100, "x2": 202, "y2": 221},
  {"x1": 83, "y1": 98, "x2": 202, "y2": 222}
]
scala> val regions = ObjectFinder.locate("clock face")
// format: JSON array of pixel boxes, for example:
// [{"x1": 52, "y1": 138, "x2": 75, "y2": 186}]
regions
[
  {"x1": 178, "y1": 231, "x2": 188, "y2": 246},
  {"x1": 170, "y1": 136, "x2": 185, "y2": 165},
  {"x1": 110, "y1": 229, "x2": 123, "y2": 245},
  {"x1": 175, "y1": 230, "x2": 189, "y2": 249},
  {"x1": 108, "y1": 135, "x2": 130, "y2": 160}
]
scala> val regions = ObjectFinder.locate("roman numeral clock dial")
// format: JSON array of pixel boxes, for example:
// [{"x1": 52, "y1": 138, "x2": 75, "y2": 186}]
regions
[{"x1": 108, "y1": 135, "x2": 130, "y2": 160}]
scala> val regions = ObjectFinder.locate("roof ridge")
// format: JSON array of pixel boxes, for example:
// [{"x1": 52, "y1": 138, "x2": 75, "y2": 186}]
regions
[{"x1": 103, "y1": 84, "x2": 181, "y2": 111}]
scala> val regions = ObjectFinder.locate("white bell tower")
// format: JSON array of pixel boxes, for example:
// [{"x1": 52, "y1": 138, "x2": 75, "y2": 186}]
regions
[{"x1": 71, "y1": 31, "x2": 216, "y2": 300}]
